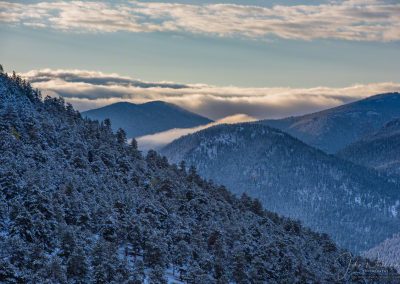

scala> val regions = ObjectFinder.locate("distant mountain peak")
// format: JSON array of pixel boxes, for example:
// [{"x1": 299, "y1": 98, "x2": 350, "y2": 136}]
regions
[
  {"x1": 110, "y1": 101, "x2": 135, "y2": 106},
  {"x1": 142, "y1": 100, "x2": 169, "y2": 105},
  {"x1": 262, "y1": 92, "x2": 400, "y2": 153},
  {"x1": 83, "y1": 100, "x2": 212, "y2": 138},
  {"x1": 364, "y1": 92, "x2": 400, "y2": 101}
]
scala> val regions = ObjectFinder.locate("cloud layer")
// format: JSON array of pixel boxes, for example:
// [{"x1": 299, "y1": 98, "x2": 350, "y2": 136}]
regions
[
  {"x1": 22, "y1": 69, "x2": 400, "y2": 120},
  {"x1": 1, "y1": 0, "x2": 399, "y2": 41},
  {"x1": 136, "y1": 114, "x2": 256, "y2": 151}
]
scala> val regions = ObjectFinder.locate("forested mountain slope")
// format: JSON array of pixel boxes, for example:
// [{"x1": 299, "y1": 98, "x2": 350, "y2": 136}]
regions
[
  {"x1": 82, "y1": 101, "x2": 212, "y2": 138},
  {"x1": 161, "y1": 123, "x2": 400, "y2": 253},
  {"x1": 0, "y1": 73, "x2": 389, "y2": 282},
  {"x1": 364, "y1": 234, "x2": 400, "y2": 273},
  {"x1": 262, "y1": 92, "x2": 400, "y2": 153},
  {"x1": 338, "y1": 118, "x2": 400, "y2": 177}
]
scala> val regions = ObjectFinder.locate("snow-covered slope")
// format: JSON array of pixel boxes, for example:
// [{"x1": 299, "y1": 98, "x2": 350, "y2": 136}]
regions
[
  {"x1": 364, "y1": 234, "x2": 400, "y2": 273},
  {"x1": 161, "y1": 122, "x2": 400, "y2": 253},
  {"x1": 262, "y1": 92, "x2": 400, "y2": 153},
  {"x1": 338, "y1": 118, "x2": 400, "y2": 177},
  {"x1": 1, "y1": 72, "x2": 386, "y2": 282},
  {"x1": 83, "y1": 101, "x2": 212, "y2": 138}
]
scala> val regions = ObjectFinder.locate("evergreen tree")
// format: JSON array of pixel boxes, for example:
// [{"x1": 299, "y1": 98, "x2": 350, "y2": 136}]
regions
[
  {"x1": 92, "y1": 240, "x2": 118, "y2": 284},
  {"x1": 149, "y1": 265, "x2": 167, "y2": 284},
  {"x1": 66, "y1": 248, "x2": 88, "y2": 280},
  {"x1": 131, "y1": 259, "x2": 145, "y2": 283},
  {"x1": 179, "y1": 160, "x2": 186, "y2": 173},
  {"x1": 233, "y1": 251, "x2": 248, "y2": 283},
  {"x1": 116, "y1": 128, "x2": 127, "y2": 145},
  {"x1": 103, "y1": 118, "x2": 112, "y2": 129},
  {"x1": 44, "y1": 256, "x2": 67, "y2": 284},
  {"x1": 130, "y1": 138, "x2": 138, "y2": 150},
  {"x1": 59, "y1": 229, "x2": 75, "y2": 258}
]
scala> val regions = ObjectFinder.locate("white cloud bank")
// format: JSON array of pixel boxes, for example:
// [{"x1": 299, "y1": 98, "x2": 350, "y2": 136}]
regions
[
  {"x1": 136, "y1": 114, "x2": 256, "y2": 150},
  {"x1": 1, "y1": 0, "x2": 400, "y2": 41},
  {"x1": 21, "y1": 69, "x2": 400, "y2": 120}
]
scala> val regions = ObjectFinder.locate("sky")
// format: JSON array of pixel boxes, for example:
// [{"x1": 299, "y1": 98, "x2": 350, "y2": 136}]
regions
[{"x1": 1, "y1": 0, "x2": 399, "y2": 120}]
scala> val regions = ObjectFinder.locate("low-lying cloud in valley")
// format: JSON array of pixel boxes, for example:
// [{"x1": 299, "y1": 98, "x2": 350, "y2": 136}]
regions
[
  {"x1": 136, "y1": 114, "x2": 256, "y2": 151},
  {"x1": 22, "y1": 69, "x2": 400, "y2": 121}
]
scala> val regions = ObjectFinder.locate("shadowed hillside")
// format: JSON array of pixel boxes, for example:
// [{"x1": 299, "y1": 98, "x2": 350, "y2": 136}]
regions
[{"x1": 83, "y1": 101, "x2": 212, "y2": 138}]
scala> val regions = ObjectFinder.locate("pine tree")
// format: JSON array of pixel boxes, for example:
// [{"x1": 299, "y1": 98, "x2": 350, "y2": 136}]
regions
[
  {"x1": 130, "y1": 138, "x2": 138, "y2": 150},
  {"x1": 103, "y1": 118, "x2": 111, "y2": 129},
  {"x1": 92, "y1": 240, "x2": 118, "y2": 284},
  {"x1": 66, "y1": 248, "x2": 88, "y2": 280},
  {"x1": 251, "y1": 198, "x2": 264, "y2": 216},
  {"x1": 149, "y1": 265, "x2": 167, "y2": 284},
  {"x1": 0, "y1": 257, "x2": 21, "y2": 283},
  {"x1": 131, "y1": 259, "x2": 145, "y2": 283},
  {"x1": 186, "y1": 263, "x2": 211, "y2": 284},
  {"x1": 59, "y1": 229, "x2": 75, "y2": 258},
  {"x1": 233, "y1": 251, "x2": 248, "y2": 283},
  {"x1": 179, "y1": 160, "x2": 186, "y2": 173},
  {"x1": 187, "y1": 165, "x2": 202, "y2": 184},
  {"x1": 44, "y1": 256, "x2": 67, "y2": 284},
  {"x1": 116, "y1": 128, "x2": 127, "y2": 145},
  {"x1": 172, "y1": 240, "x2": 190, "y2": 273}
]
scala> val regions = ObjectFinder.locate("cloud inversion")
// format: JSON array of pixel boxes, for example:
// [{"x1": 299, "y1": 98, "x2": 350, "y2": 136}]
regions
[
  {"x1": 22, "y1": 69, "x2": 400, "y2": 120},
  {"x1": 136, "y1": 114, "x2": 256, "y2": 150}
]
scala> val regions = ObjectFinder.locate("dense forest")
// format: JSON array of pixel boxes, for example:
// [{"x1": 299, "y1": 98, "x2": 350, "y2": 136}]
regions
[
  {"x1": 161, "y1": 122, "x2": 400, "y2": 253},
  {"x1": 364, "y1": 234, "x2": 400, "y2": 273},
  {"x1": 339, "y1": 118, "x2": 400, "y2": 177},
  {"x1": 0, "y1": 70, "x2": 397, "y2": 283}
]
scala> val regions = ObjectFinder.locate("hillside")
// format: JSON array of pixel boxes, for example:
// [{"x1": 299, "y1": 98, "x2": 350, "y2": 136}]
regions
[
  {"x1": 82, "y1": 101, "x2": 212, "y2": 138},
  {"x1": 0, "y1": 73, "x2": 389, "y2": 282},
  {"x1": 261, "y1": 92, "x2": 400, "y2": 153},
  {"x1": 161, "y1": 122, "x2": 400, "y2": 253},
  {"x1": 364, "y1": 234, "x2": 400, "y2": 273},
  {"x1": 338, "y1": 118, "x2": 400, "y2": 177}
]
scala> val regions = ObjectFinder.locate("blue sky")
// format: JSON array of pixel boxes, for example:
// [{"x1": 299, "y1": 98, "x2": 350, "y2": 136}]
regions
[{"x1": 1, "y1": 0, "x2": 399, "y2": 119}]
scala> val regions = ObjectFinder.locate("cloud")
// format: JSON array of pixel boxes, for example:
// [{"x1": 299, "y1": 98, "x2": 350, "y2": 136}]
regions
[
  {"x1": 25, "y1": 69, "x2": 188, "y2": 89},
  {"x1": 1, "y1": 0, "x2": 399, "y2": 41},
  {"x1": 136, "y1": 114, "x2": 256, "y2": 150},
  {"x1": 21, "y1": 68, "x2": 400, "y2": 121}
]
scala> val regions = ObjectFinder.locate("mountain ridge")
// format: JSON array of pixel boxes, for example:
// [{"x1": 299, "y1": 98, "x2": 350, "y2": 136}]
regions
[
  {"x1": 338, "y1": 117, "x2": 400, "y2": 176},
  {"x1": 364, "y1": 234, "x2": 400, "y2": 273},
  {"x1": 161, "y1": 121, "x2": 400, "y2": 253},
  {"x1": 82, "y1": 100, "x2": 213, "y2": 138},
  {"x1": 261, "y1": 92, "x2": 400, "y2": 153}
]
